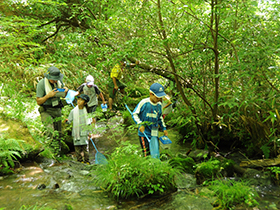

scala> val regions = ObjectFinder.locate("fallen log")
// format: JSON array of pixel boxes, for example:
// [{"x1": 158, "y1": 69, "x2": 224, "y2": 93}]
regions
[{"x1": 240, "y1": 157, "x2": 280, "y2": 168}]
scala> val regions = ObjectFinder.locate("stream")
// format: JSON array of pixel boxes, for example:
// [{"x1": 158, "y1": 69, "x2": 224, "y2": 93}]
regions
[{"x1": 1, "y1": 115, "x2": 280, "y2": 210}]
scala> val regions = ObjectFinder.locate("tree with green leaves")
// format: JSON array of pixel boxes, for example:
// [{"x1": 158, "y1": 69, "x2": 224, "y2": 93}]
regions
[{"x1": 1, "y1": 0, "x2": 280, "y2": 158}]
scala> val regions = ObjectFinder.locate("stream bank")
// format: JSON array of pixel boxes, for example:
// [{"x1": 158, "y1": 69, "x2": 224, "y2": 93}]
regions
[{"x1": 1, "y1": 114, "x2": 280, "y2": 209}]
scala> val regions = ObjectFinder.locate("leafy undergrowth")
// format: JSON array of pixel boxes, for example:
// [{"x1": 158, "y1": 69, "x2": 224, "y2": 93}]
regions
[
  {"x1": 206, "y1": 179, "x2": 259, "y2": 209},
  {"x1": 91, "y1": 141, "x2": 180, "y2": 200}
]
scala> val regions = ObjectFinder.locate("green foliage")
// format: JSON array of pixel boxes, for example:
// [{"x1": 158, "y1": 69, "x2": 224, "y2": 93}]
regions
[
  {"x1": 260, "y1": 144, "x2": 271, "y2": 159},
  {"x1": 91, "y1": 141, "x2": 179, "y2": 200},
  {"x1": 165, "y1": 106, "x2": 201, "y2": 147},
  {"x1": 19, "y1": 204, "x2": 54, "y2": 210},
  {"x1": 195, "y1": 159, "x2": 222, "y2": 185},
  {"x1": 268, "y1": 166, "x2": 280, "y2": 186},
  {"x1": 0, "y1": 137, "x2": 24, "y2": 169},
  {"x1": 269, "y1": 166, "x2": 280, "y2": 175},
  {"x1": 122, "y1": 110, "x2": 135, "y2": 126},
  {"x1": 168, "y1": 156, "x2": 196, "y2": 174},
  {"x1": 0, "y1": 165, "x2": 14, "y2": 174},
  {"x1": 208, "y1": 179, "x2": 259, "y2": 209},
  {"x1": 195, "y1": 158, "x2": 236, "y2": 185},
  {"x1": 1, "y1": 0, "x2": 280, "y2": 160}
]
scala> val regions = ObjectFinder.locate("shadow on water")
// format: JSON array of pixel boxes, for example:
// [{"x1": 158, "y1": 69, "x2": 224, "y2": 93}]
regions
[{"x1": 1, "y1": 115, "x2": 280, "y2": 209}]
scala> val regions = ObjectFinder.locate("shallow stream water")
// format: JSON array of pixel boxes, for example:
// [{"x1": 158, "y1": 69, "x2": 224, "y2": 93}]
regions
[{"x1": 1, "y1": 116, "x2": 280, "y2": 210}]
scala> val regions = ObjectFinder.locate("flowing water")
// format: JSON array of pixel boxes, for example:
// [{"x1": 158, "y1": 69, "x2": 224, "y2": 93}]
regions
[{"x1": 1, "y1": 116, "x2": 280, "y2": 210}]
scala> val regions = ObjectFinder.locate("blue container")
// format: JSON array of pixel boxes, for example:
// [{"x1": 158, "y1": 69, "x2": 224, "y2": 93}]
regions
[
  {"x1": 56, "y1": 88, "x2": 65, "y2": 92},
  {"x1": 101, "y1": 103, "x2": 107, "y2": 112},
  {"x1": 159, "y1": 136, "x2": 172, "y2": 149},
  {"x1": 159, "y1": 136, "x2": 172, "y2": 144}
]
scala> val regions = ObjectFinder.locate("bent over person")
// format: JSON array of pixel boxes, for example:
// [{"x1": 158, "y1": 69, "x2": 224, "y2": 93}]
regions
[
  {"x1": 36, "y1": 66, "x2": 69, "y2": 156},
  {"x1": 108, "y1": 58, "x2": 139, "y2": 112}
]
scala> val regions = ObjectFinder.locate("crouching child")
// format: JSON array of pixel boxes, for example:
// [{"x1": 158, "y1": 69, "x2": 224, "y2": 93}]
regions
[{"x1": 65, "y1": 94, "x2": 93, "y2": 164}]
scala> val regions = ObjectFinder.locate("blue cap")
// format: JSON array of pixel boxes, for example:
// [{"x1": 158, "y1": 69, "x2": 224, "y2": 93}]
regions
[{"x1": 150, "y1": 83, "x2": 166, "y2": 98}]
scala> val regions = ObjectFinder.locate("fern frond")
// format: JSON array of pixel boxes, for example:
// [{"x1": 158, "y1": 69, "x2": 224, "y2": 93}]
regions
[{"x1": 0, "y1": 138, "x2": 24, "y2": 168}]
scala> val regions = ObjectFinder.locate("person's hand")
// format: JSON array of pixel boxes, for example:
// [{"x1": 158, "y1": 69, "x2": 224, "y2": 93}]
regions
[
  {"x1": 164, "y1": 130, "x2": 168, "y2": 136},
  {"x1": 139, "y1": 125, "x2": 145, "y2": 133},
  {"x1": 114, "y1": 85, "x2": 119, "y2": 90},
  {"x1": 47, "y1": 89, "x2": 58, "y2": 98},
  {"x1": 64, "y1": 119, "x2": 69, "y2": 123},
  {"x1": 63, "y1": 87, "x2": 69, "y2": 93}
]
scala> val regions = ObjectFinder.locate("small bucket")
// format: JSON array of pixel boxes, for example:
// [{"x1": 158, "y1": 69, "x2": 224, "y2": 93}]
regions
[
  {"x1": 159, "y1": 135, "x2": 172, "y2": 150},
  {"x1": 101, "y1": 103, "x2": 108, "y2": 112}
]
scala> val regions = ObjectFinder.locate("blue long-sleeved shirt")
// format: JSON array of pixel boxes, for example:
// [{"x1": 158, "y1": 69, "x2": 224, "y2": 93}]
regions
[{"x1": 132, "y1": 97, "x2": 166, "y2": 138}]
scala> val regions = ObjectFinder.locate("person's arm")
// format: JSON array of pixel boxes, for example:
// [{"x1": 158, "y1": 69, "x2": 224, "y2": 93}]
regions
[
  {"x1": 158, "y1": 105, "x2": 168, "y2": 136},
  {"x1": 162, "y1": 96, "x2": 172, "y2": 109},
  {"x1": 95, "y1": 86, "x2": 106, "y2": 104},
  {"x1": 163, "y1": 101, "x2": 172, "y2": 109},
  {"x1": 65, "y1": 110, "x2": 73, "y2": 124},
  {"x1": 36, "y1": 90, "x2": 58, "y2": 105},
  {"x1": 76, "y1": 84, "x2": 85, "y2": 96},
  {"x1": 99, "y1": 92, "x2": 106, "y2": 104},
  {"x1": 132, "y1": 103, "x2": 142, "y2": 125},
  {"x1": 132, "y1": 100, "x2": 146, "y2": 133},
  {"x1": 127, "y1": 60, "x2": 139, "y2": 68}
]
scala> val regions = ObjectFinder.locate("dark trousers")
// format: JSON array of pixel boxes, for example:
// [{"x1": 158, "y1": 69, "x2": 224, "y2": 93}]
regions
[
  {"x1": 75, "y1": 145, "x2": 89, "y2": 162},
  {"x1": 39, "y1": 106, "x2": 62, "y2": 155},
  {"x1": 139, "y1": 136, "x2": 150, "y2": 157}
]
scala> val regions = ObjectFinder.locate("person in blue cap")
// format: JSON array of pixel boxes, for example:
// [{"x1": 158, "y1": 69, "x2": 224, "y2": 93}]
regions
[{"x1": 132, "y1": 83, "x2": 168, "y2": 157}]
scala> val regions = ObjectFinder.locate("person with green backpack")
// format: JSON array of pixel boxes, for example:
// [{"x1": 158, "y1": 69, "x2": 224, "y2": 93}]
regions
[{"x1": 132, "y1": 83, "x2": 168, "y2": 157}]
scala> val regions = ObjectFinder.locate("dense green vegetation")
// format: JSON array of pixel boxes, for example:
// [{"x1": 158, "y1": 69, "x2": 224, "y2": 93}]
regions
[
  {"x1": 1, "y1": 0, "x2": 280, "y2": 159},
  {"x1": 0, "y1": 0, "x2": 279, "y2": 208},
  {"x1": 92, "y1": 141, "x2": 179, "y2": 199},
  {"x1": 207, "y1": 179, "x2": 259, "y2": 209}
]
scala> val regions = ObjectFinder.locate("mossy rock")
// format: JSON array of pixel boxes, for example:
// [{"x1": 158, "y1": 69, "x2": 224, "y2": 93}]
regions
[
  {"x1": 0, "y1": 117, "x2": 43, "y2": 160},
  {"x1": 195, "y1": 157, "x2": 236, "y2": 184},
  {"x1": 220, "y1": 159, "x2": 235, "y2": 177},
  {"x1": 195, "y1": 159, "x2": 221, "y2": 185}
]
